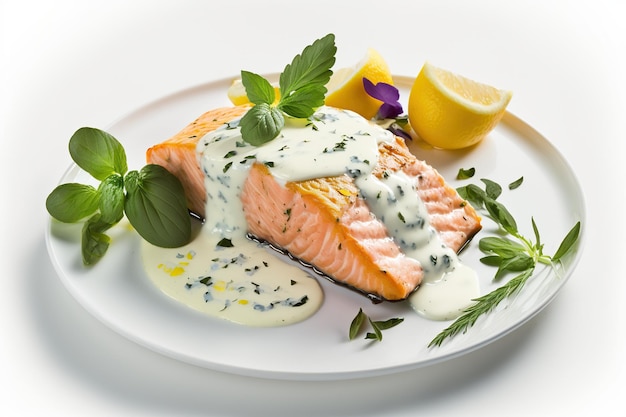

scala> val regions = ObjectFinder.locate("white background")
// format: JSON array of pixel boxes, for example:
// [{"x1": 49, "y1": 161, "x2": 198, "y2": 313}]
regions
[{"x1": 3, "y1": 0, "x2": 625, "y2": 416}]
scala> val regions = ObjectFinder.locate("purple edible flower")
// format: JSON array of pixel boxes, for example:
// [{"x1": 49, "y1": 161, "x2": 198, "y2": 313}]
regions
[
  {"x1": 388, "y1": 123, "x2": 412, "y2": 141},
  {"x1": 363, "y1": 78, "x2": 403, "y2": 119}
]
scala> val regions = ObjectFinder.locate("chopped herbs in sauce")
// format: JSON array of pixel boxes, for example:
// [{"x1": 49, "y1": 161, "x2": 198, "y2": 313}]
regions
[{"x1": 216, "y1": 238, "x2": 234, "y2": 248}]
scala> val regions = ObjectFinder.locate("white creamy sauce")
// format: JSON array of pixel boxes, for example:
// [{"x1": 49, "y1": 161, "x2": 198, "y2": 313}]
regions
[
  {"x1": 141, "y1": 233, "x2": 323, "y2": 327},
  {"x1": 142, "y1": 106, "x2": 479, "y2": 326},
  {"x1": 355, "y1": 170, "x2": 479, "y2": 319},
  {"x1": 409, "y1": 263, "x2": 479, "y2": 320},
  {"x1": 197, "y1": 108, "x2": 389, "y2": 235}
]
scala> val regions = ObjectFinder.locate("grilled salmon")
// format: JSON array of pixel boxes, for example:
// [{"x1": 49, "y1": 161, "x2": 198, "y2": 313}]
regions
[{"x1": 147, "y1": 106, "x2": 481, "y2": 301}]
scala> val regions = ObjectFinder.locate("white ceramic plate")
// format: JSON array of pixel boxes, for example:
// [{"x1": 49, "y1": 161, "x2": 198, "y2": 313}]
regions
[{"x1": 46, "y1": 75, "x2": 585, "y2": 381}]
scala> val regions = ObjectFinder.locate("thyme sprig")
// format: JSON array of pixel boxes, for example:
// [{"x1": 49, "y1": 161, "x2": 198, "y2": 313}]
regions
[{"x1": 428, "y1": 176, "x2": 581, "y2": 347}]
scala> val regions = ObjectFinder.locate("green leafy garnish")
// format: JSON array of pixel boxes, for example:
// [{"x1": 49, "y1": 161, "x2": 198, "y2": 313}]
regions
[
  {"x1": 46, "y1": 127, "x2": 191, "y2": 265},
  {"x1": 508, "y1": 176, "x2": 524, "y2": 190},
  {"x1": 123, "y1": 165, "x2": 191, "y2": 248},
  {"x1": 428, "y1": 178, "x2": 581, "y2": 347},
  {"x1": 45, "y1": 183, "x2": 99, "y2": 223},
  {"x1": 349, "y1": 308, "x2": 404, "y2": 342},
  {"x1": 456, "y1": 167, "x2": 475, "y2": 180},
  {"x1": 69, "y1": 127, "x2": 127, "y2": 180},
  {"x1": 349, "y1": 308, "x2": 367, "y2": 340},
  {"x1": 81, "y1": 213, "x2": 113, "y2": 265},
  {"x1": 238, "y1": 33, "x2": 337, "y2": 145}
]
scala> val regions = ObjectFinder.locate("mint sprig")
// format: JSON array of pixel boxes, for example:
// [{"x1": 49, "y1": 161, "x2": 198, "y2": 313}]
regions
[
  {"x1": 239, "y1": 33, "x2": 336, "y2": 145},
  {"x1": 46, "y1": 127, "x2": 191, "y2": 265}
]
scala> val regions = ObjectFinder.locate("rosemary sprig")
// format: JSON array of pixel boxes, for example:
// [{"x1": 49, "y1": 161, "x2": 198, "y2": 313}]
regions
[{"x1": 428, "y1": 176, "x2": 581, "y2": 347}]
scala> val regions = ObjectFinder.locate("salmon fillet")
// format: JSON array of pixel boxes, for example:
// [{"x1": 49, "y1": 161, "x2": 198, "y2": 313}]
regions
[
  {"x1": 240, "y1": 137, "x2": 481, "y2": 301},
  {"x1": 147, "y1": 107, "x2": 482, "y2": 301}
]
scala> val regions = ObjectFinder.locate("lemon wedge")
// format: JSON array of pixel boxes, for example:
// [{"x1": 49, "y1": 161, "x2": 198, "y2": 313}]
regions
[
  {"x1": 325, "y1": 48, "x2": 394, "y2": 120},
  {"x1": 408, "y1": 62, "x2": 512, "y2": 149}
]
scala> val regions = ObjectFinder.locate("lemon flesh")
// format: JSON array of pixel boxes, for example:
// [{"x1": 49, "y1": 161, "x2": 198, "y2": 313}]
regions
[
  {"x1": 325, "y1": 48, "x2": 394, "y2": 120},
  {"x1": 408, "y1": 62, "x2": 512, "y2": 150}
]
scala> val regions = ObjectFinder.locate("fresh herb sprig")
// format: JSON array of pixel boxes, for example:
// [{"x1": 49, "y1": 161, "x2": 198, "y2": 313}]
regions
[
  {"x1": 428, "y1": 175, "x2": 581, "y2": 347},
  {"x1": 349, "y1": 308, "x2": 404, "y2": 342},
  {"x1": 46, "y1": 127, "x2": 191, "y2": 265},
  {"x1": 239, "y1": 33, "x2": 336, "y2": 145}
]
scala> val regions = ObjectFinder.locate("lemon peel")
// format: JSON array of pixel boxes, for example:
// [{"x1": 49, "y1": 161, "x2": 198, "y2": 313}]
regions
[{"x1": 408, "y1": 62, "x2": 512, "y2": 150}]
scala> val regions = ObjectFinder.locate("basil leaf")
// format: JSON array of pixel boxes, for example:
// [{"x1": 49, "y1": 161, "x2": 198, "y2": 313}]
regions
[
  {"x1": 81, "y1": 213, "x2": 113, "y2": 265},
  {"x1": 98, "y1": 174, "x2": 125, "y2": 224},
  {"x1": 278, "y1": 84, "x2": 327, "y2": 118},
  {"x1": 552, "y1": 221, "x2": 581, "y2": 263},
  {"x1": 279, "y1": 33, "x2": 336, "y2": 99},
  {"x1": 124, "y1": 165, "x2": 191, "y2": 248},
  {"x1": 241, "y1": 70, "x2": 276, "y2": 105},
  {"x1": 46, "y1": 183, "x2": 99, "y2": 223},
  {"x1": 240, "y1": 103, "x2": 284, "y2": 145},
  {"x1": 69, "y1": 127, "x2": 128, "y2": 180},
  {"x1": 237, "y1": 34, "x2": 336, "y2": 145}
]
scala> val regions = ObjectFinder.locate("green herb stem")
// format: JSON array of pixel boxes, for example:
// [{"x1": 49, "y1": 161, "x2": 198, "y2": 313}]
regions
[{"x1": 429, "y1": 176, "x2": 581, "y2": 347}]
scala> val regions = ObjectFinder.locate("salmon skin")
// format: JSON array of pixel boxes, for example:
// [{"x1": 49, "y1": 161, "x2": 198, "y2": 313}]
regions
[{"x1": 147, "y1": 107, "x2": 481, "y2": 301}]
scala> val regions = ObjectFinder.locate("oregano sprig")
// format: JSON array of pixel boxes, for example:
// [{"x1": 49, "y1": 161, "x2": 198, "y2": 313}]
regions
[
  {"x1": 349, "y1": 308, "x2": 404, "y2": 342},
  {"x1": 239, "y1": 33, "x2": 337, "y2": 145},
  {"x1": 46, "y1": 127, "x2": 192, "y2": 265},
  {"x1": 428, "y1": 175, "x2": 581, "y2": 347}
]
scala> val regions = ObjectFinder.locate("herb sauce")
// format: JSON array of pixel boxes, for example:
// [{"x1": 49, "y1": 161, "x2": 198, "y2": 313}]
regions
[{"x1": 141, "y1": 233, "x2": 323, "y2": 326}]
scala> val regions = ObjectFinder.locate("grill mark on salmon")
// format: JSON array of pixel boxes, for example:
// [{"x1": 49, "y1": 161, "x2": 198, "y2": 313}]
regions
[{"x1": 147, "y1": 107, "x2": 481, "y2": 301}]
